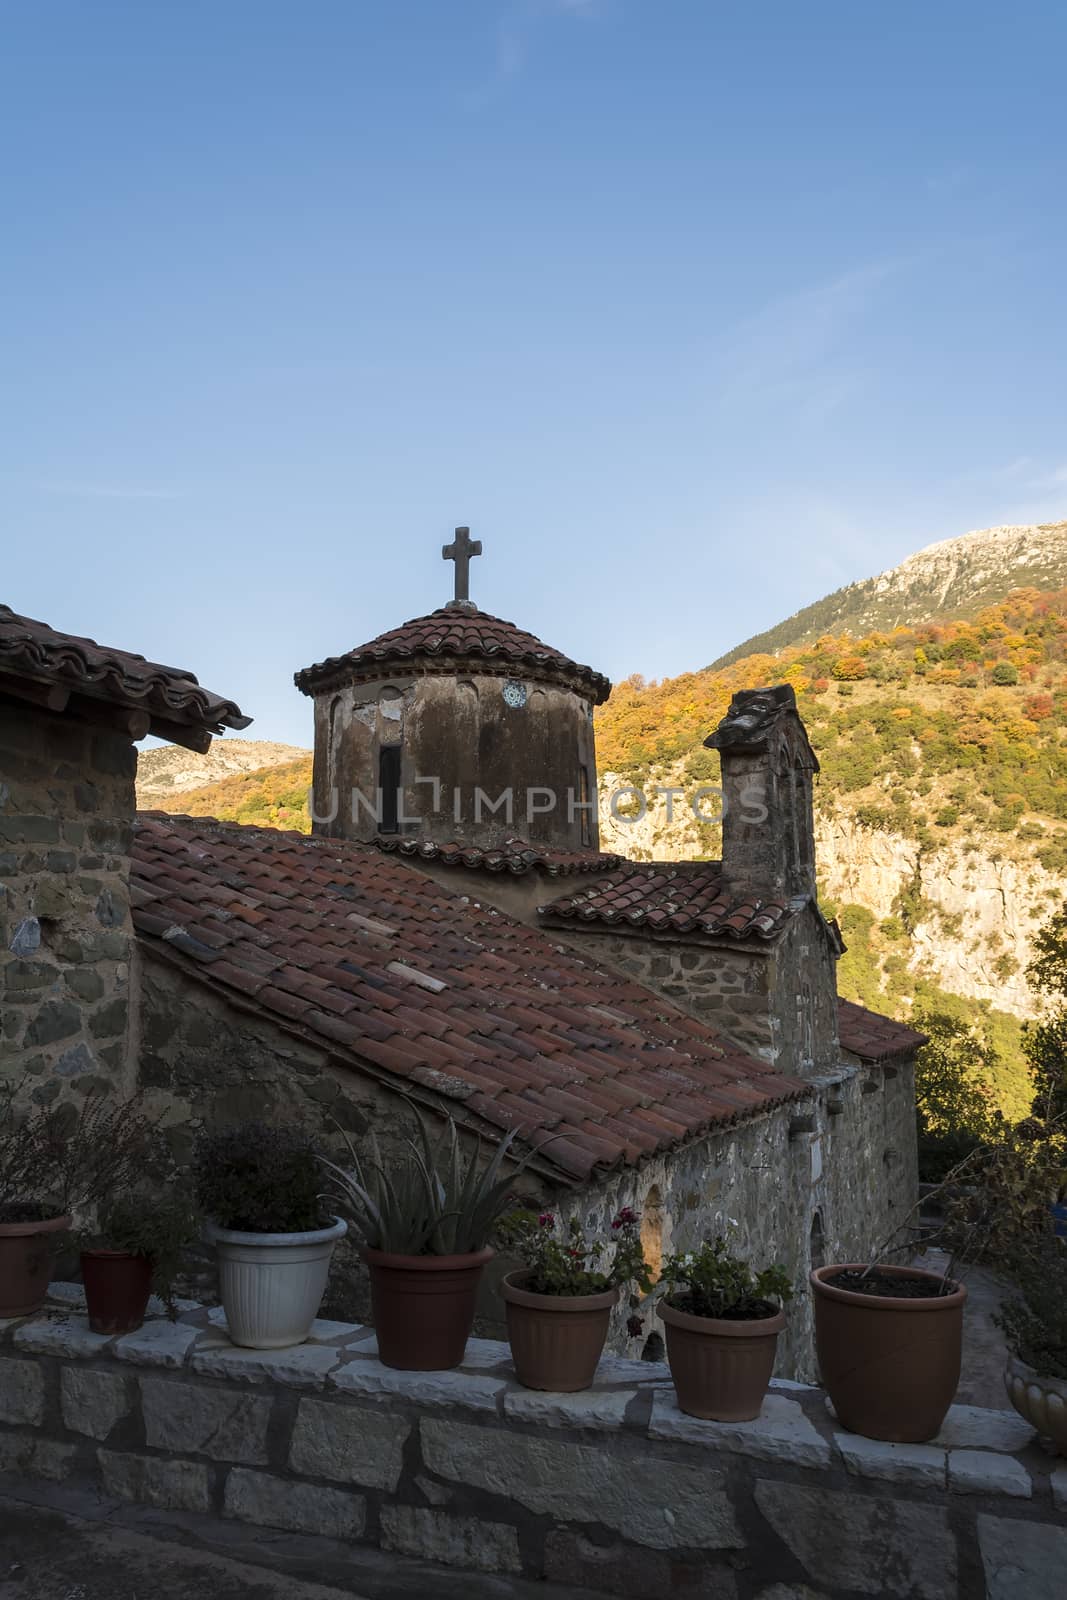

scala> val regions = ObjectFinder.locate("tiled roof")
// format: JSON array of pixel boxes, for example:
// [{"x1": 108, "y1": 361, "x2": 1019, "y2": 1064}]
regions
[
  {"x1": 131, "y1": 815, "x2": 807, "y2": 1183},
  {"x1": 0, "y1": 605, "x2": 250, "y2": 747},
  {"x1": 837, "y1": 999, "x2": 927, "y2": 1064},
  {"x1": 372, "y1": 834, "x2": 624, "y2": 878},
  {"x1": 294, "y1": 607, "x2": 611, "y2": 704},
  {"x1": 539, "y1": 862, "x2": 800, "y2": 941}
]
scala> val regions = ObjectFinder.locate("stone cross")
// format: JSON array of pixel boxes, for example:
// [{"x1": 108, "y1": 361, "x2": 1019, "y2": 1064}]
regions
[{"x1": 442, "y1": 526, "x2": 482, "y2": 607}]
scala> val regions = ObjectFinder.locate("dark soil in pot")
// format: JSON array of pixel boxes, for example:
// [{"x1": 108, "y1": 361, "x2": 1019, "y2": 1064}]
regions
[
  {"x1": 81, "y1": 1250, "x2": 153, "y2": 1335},
  {"x1": 830, "y1": 1269, "x2": 949, "y2": 1299}
]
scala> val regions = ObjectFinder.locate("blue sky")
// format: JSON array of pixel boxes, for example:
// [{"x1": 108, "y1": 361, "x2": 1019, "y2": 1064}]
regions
[{"x1": 3, "y1": 0, "x2": 1066, "y2": 747}]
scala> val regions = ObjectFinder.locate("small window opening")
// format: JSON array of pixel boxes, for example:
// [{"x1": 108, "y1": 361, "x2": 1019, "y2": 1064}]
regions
[
  {"x1": 578, "y1": 766, "x2": 592, "y2": 847},
  {"x1": 379, "y1": 745, "x2": 401, "y2": 834}
]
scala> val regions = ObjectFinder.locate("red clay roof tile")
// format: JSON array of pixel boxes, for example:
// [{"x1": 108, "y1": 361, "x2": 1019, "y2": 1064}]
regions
[
  {"x1": 837, "y1": 998, "x2": 927, "y2": 1063},
  {"x1": 131, "y1": 814, "x2": 810, "y2": 1183},
  {"x1": 539, "y1": 862, "x2": 800, "y2": 942},
  {"x1": 294, "y1": 607, "x2": 611, "y2": 704},
  {"x1": 0, "y1": 605, "x2": 249, "y2": 740}
]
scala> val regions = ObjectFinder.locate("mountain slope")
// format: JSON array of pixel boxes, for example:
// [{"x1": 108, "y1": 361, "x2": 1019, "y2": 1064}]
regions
[
  {"x1": 709, "y1": 520, "x2": 1067, "y2": 670},
  {"x1": 136, "y1": 740, "x2": 307, "y2": 805}
]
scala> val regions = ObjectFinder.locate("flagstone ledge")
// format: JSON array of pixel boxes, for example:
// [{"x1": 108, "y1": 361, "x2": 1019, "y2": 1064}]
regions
[{"x1": 1, "y1": 1285, "x2": 1064, "y2": 1597}]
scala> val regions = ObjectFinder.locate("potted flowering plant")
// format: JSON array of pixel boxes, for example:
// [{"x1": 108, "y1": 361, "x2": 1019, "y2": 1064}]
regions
[
  {"x1": 658, "y1": 1237, "x2": 792, "y2": 1421},
  {"x1": 323, "y1": 1111, "x2": 526, "y2": 1371},
  {"x1": 0, "y1": 1083, "x2": 153, "y2": 1319},
  {"x1": 497, "y1": 1206, "x2": 653, "y2": 1392},
  {"x1": 77, "y1": 1190, "x2": 200, "y2": 1335},
  {"x1": 197, "y1": 1122, "x2": 346, "y2": 1351}
]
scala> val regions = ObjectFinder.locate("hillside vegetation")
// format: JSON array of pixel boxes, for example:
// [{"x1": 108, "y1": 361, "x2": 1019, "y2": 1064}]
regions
[
  {"x1": 164, "y1": 755, "x2": 314, "y2": 832},
  {"x1": 709, "y1": 520, "x2": 1067, "y2": 670}
]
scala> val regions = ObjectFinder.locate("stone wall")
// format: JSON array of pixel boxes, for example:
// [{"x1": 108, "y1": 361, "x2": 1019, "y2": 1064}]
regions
[
  {"x1": 2, "y1": 1286, "x2": 1064, "y2": 1598},
  {"x1": 566, "y1": 1058, "x2": 917, "y2": 1383},
  {"x1": 1, "y1": 700, "x2": 136, "y2": 1105},
  {"x1": 555, "y1": 908, "x2": 842, "y2": 1076}
]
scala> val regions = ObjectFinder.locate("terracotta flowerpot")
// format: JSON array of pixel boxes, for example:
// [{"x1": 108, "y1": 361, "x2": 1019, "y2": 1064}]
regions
[
  {"x1": 363, "y1": 1245, "x2": 493, "y2": 1370},
  {"x1": 811, "y1": 1263, "x2": 966, "y2": 1443},
  {"x1": 659, "y1": 1298, "x2": 785, "y2": 1421},
  {"x1": 1004, "y1": 1354, "x2": 1067, "y2": 1455},
  {"x1": 502, "y1": 1272, "x2": 618, "y2": 1391},
  {"x1": 0, "y1": 1215, "x2": 71, "y2": 1318},
  {"x1": 81, "y1": 1249, "x2": 153, "y2": 1335}
]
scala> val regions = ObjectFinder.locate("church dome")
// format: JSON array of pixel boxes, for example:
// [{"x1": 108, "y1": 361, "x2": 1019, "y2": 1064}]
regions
[{"x1": 294, "y1": 606, "x2": 611, "y2": 704}]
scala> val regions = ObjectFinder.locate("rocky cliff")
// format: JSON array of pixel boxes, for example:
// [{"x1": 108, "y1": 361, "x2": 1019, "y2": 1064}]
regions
[{"x1": 710, "y1": 520, "x2": 1067, "y2": 669}]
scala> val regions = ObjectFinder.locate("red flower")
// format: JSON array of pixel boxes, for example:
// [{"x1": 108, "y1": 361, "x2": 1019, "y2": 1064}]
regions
[{"x1": 538, "y1": 1213, "x2": 555, "y2": 1228}]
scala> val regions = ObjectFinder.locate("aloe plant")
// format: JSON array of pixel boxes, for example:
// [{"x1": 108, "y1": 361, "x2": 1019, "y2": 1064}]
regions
[{"x1": 322, "y1": 1111, "x2": 528, "y2": 1256}]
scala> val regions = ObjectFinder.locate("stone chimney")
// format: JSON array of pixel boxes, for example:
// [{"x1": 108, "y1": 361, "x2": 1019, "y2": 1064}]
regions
[{"x1": 705, "y1": 685, "x2": 818, "y2": 900}]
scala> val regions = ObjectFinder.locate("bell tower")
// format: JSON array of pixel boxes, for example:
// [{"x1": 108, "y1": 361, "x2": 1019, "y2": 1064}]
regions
[{"x1": 294, "y1": 530, "x2": 611, "y2": 852}]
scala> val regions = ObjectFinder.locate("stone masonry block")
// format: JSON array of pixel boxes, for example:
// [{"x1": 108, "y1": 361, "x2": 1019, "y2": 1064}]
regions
[
  {"x1": 1052, "y1": 1466, "x2": 1067, "y2": 1513},
  {"x1": 113, "y1": 1320, "x2": 199, "y2": 1369},
  {"x1": 932, "y1": 1404, "x2": 1035, "y2": 1453},
  {"x1": 98, "y1": 1450, "x2": 211, "y2": 1514},
  {"x1": 754, "y1": 1482, "x2": 955, "y2": 1600},
  {"x1": 288, "y1": 1396, "x2": 408, "y2": 1490},
  {"x1": 61, "y1": 1366, "x2": 131, "y2": 1440},
  {"x1": 0, "y1": 1357, "x2": 44, "y2": 1425},
  {"x1": 543, "y1": 1529, "x2": 738, "y2": 1599},
  {"x1": 502, "y1": 1386, "x2": 635, "y2": 1430},
  {"x1": 332, "y1": 1359, "x2": 504, "y2": 1413},
  {"x1": 978, "y1": 1513, "x2": 1067, "y2": 1600},
  {"x1": 379, "y1": 1506, "x2": 522, "y2": 1576},
  {"x1": 191, "y1": 1339, "x2": 340, "y2": 1389},
  {"x1": 14, "y1": 1315, "x2": 114, "y2": 1360},
  {"x1": 833, "y1": 1431, "x2": 946, "y2": 1489},
  {"x1": 948, "y1": 1449, "x2": 1031, "y2": 1498},
  {"x1": 650, "y1": 1391, "x2": 830, "y2": 1470},
  {"x1": 0, "y1": 1431, "x2": 76, "y2": 1480},
  {"x1": 140, "y1": 1377, "x2": 271, "y2": 1463},
  {"x1": 422, "y1": 1418, "x2": 742, "y2": 1551},
  {"x1": 224, "y1": 1467, "x2": 365, "y2": 1539}
]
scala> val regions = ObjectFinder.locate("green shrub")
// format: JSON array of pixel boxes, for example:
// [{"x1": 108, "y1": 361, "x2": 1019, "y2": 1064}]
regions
[{"x1": 196, "y1": 1123, "x2": 328, "y2": 1233}]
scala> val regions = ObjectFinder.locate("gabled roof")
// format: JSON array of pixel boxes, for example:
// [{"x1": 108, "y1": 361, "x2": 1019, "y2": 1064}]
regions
[
  {"x1": 131, "y1": 815, "x2": 808, "y2": 1184},
  {"x1": 372, "y1": 834, "x2": 624, "y2": 879},
  {"x1": 539, "y1": 861, "x2": 800, "y2": 941},
  {"x1": 0, "y1": 605, "x2": 250, "y2": 752},
  {"x1": 293, "y1": 607, "x2": 611, "y2": 704},
  {"x1": 837, "y1": 999, "x2": 928, "y2": 1063}
]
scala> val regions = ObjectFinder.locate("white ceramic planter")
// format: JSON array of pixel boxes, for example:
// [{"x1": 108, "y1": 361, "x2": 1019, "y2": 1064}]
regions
[
  {"x1": 208, "y1": 1216, "x2": 347, "y2": 1349},
  {"x1": 1005, "y1": 1354, "x2": 1067, "y2": 1454}
]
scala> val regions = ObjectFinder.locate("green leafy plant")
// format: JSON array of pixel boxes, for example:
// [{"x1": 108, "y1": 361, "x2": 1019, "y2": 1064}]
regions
[
  {"x1": 196, "y1": 1123, "x2": 328, "y2": 1234},
  {"x1": 77, "y1": 1190, "x2": 200, "y2": 1316},
  {"x1": 0, "y1": 1082, "x2": 155, "y2": 1224},
  {"x1": 497, "y1": 1205, "x2": 653, "y2": 1298},
  {"x1": 995, "y1": 1235, "x2": 1067, "y2": 1380},
  {"x1": 659, "y1": 1236, "x2": 793, "y2": 1321},
  {"x1": 323, "y1": 1111, "x2": 527, "y2": 1256}
]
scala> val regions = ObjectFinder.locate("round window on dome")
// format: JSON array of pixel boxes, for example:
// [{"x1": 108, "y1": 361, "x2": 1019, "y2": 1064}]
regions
[{"x1": 502, "y1": 679, "x2": 527, "y2": 709}]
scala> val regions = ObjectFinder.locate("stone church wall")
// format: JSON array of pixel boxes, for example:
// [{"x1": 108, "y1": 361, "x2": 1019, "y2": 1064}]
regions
[{"x1": 1, "y1": 700, "x2": 136, "y2": 1108}]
